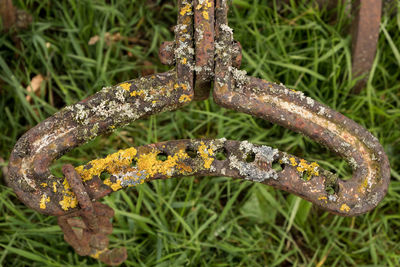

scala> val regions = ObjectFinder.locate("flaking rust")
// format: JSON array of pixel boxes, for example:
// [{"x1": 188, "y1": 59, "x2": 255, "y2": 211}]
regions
[{"x1": 7, "y1": 0, "x2": 390, "y2": 265}]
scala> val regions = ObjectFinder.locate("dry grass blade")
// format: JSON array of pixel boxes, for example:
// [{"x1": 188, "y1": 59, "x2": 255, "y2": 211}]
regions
[{"x1": 25, "y1": 74, "x2": 45, "y2": 103}]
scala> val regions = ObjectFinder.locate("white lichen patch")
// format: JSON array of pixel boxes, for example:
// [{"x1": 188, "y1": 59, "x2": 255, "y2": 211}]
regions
[
  {"x1": 239, "y1": 140, "x2": 278, "y2": 163},
  {"x1": 228, "y1": 141, "x2": 279, "y2": 182},
  {"x1": 229, "y1": 155, "x2": 278, "y2": 182},
  {"x1": 328, "y1": 194, "x2": 337, "y2": 202},
  {"x1": 114, "y1": 170, "x2": 148, "y2": 187},
  {"x1": 74, "y1": 104, "x2": 90, "y2": 125},
  {"x1": 348, "y1": 157, "x2": 358, "y2": 169},
  {"x1": 281, "y1": 154, "x2": 289, "y2": 164},
  {"x1": 115, "y1": 86, "x2": 127, "y2": 102},
  {"x1": 306, "y1": 97, "x2": 314, "y2": 107},
  {"x1": 196, "y1": 27, "x2": 204, "y2": 41},
  {"x1": 318, "y1": 106, "x2": 326, "y2": 116},
  {"x1": 229, "y1": 66, "x2": 249, "y2": 87},
  {"x1": 220, "y1": 24, "x2": 233, "y2": 35}
]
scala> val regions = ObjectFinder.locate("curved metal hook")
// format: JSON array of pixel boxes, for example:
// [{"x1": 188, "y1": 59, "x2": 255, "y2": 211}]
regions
[
  {"x1": 6, "y1": 70, "x2": 192, "y2": 215},
  {"x1": 212, "y1": 0, "x2": 389, "y2": 215},
  {"x1": 63, "y1": 137, "x2": 389, "y2": 217}
]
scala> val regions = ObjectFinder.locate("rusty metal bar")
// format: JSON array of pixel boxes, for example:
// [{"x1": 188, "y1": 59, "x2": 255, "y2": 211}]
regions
[
  {"x1": 69, "y1": 137, "x2": 389, "y2": 216},
  {"x1": 351, "y1": 0, "x2": 382, "y2": 93},
  {"x1": 193, "y1": 0, "x2": 215, "y2": 100}
]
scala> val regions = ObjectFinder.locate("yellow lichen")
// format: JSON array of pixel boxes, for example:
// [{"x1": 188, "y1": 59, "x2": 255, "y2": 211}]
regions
[
  {"x1": 318, "y1": 196, "x2": 327, "y2": 203},
  {"x1": 136, "y1": 149, "x2": 189, "y2": 177},
  {"x1": 181, "y1": 58, "x2": 187, "y2": 64},
  {"x1": 59, "y1": 195, "x2": 78, "y2": 211},
  {"x1": 76, "y1": 147, "x2": 193, "y2": 196},
  {"x1": 182, "y1": 84, "x2": 189, "y2": 91},
  {"x1": 359, "y1": 178, "x2": 369, "y2": 193},
  {"x1": 41, "y1": 183, "x2": 48, "y2": 187},
  {"x1": 174, "y1": 83, "x2": 180, "y2": 90},
  {"x1": 39, "y1": 194, "x2": 50, "y2": 209},
  {"x1": 59, "y1": 178, "x2": 78, "y2": 211},
  {"x1": 196, "y1": 0, "x2": 212, "y2": 10},
  {"x1": 180, "y1": 4, "x2": 192, "y2": 16},
  {"x1": 198, "y1": 142, "x2": 214, "y2": 169},
  {"x1": 340, "y1": 204, "x2": 350, "y2": 212},
  {"x1": 130, "y1": 90, "x2": 145, "y2": 97},
  {"x1": 90, "y1": 248, "x2": 108, "y2": 259},
  {"x1": 75, "y1": 147, "x2": 137, "y2": 181},
  {"x1": 53, "y1": 182, "x2": 57, "y2": 193},
  {"x1": 202, "y1": 11, "x2": 209, "y2": 20},
  {"x1": 103, "y1": 178, "x2": 112, "y2": 187},
  {"x1": 103, "y1": 178, "x2": 122, "y2": 191},
  {"x1": 290, "y1": 157, "x2": 297, "y2": 166},
  {"x1": 119, "y1": 83, "x2": 131, "y2": 91},
  {"x1": 296, "y1": 159, "x2": 319, "y2": 177},
  {"x1": 179, "y1": 94, "x2": 192, "y2": 103}
]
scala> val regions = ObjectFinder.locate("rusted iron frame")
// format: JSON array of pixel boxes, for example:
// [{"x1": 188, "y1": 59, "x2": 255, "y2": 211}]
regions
[{"x1": 6, "y1": 0, "x2": 390, "y2": 264}]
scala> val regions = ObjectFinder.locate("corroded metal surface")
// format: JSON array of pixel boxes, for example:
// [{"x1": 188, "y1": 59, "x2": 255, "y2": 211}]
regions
[
  {"x1": 213, "y1": 0, "x2": 389, "y2": 216},
  {"x1": 351, "y1": 0, "x2": 382, "y2": 93},
  {"x1": 7, "y1": 0, "x2": 195, "y2": 217},
  {"x1": 58, "y1": 165, "x2": 127, "y2": 265},
  {"x1": 71, "y1": 138, "x2": 389, "y2": 216},
  {"x1": 6, "y1": 0, "x2": 390, "y2": 265},
  {"x1": 193, "y1": 0, "x2": 215, "y2": 100},
  {"x1": 7, "y1": 70, "x2": 193, "y2": 216}
]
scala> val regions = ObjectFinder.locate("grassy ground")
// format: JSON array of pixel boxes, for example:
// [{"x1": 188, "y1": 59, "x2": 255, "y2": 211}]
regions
[{"x1": 1, "y1": 0, "x2": 399, "y2": 266}]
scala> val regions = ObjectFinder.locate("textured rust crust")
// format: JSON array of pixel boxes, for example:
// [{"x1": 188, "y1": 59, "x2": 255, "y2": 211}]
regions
[
  {"x1": 193, "y1": 0, "x2": 215, "y2": 100},
  {"x1": 69, "y1": 138, "x2": 388, "y2": 217},
  {"x1": 58, "y1": 165, "x2": 127, "y2": 266}
]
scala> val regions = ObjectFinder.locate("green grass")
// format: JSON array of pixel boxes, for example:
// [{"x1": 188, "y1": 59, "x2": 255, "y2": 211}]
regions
[{"x1": 1, "y1": 0, "x2": 400, "y2": 266}]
